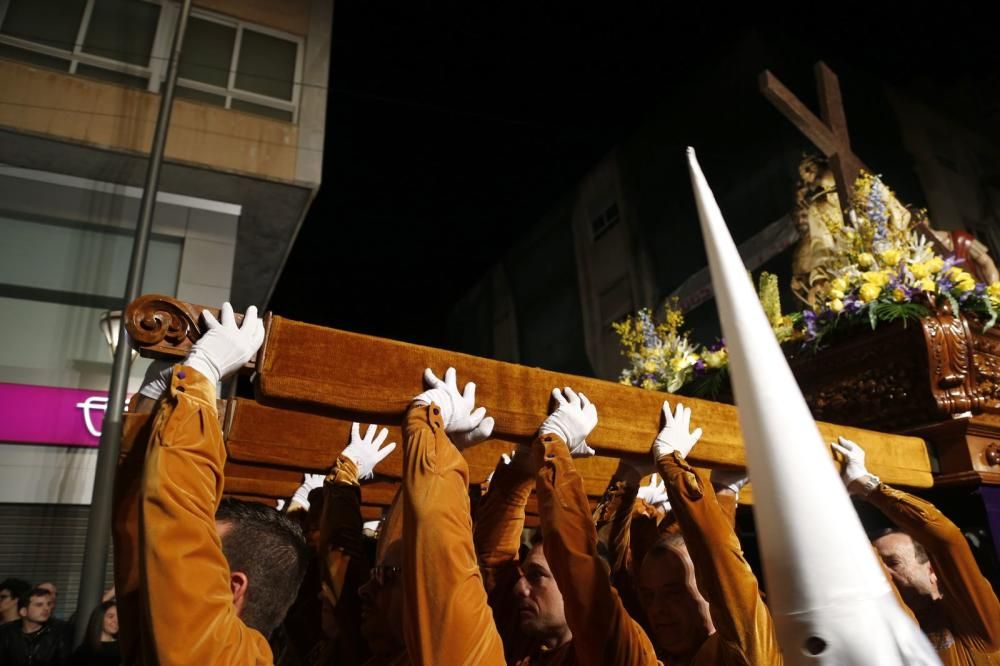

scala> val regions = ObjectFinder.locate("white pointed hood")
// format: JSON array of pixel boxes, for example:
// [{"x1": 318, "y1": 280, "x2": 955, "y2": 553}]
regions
[{"x1": 687, "y1": 148, "x2": 939, "y2": 665}]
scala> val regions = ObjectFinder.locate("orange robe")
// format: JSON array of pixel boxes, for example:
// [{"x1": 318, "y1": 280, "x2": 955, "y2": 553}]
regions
[
  {"x1": 112, "y1": 365, "x2": 272, "y2": 664},
  {"x1": 533, "y1": 432, "x2": 660, "y2": 666},
  {"x1": 657, "y1": 453, "x2": 782, "y2": 664},
  {"x1": 401, "y1": 403, "x2": 506, "y2": 665},
  {"x1": 866, "y1": 483, "x2": 1000, "y2": 665}
]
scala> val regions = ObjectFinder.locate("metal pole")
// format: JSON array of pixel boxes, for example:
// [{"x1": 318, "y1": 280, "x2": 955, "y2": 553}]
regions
[{"x1": 74, "y1": 0, "x2": 193, "y2": 646}]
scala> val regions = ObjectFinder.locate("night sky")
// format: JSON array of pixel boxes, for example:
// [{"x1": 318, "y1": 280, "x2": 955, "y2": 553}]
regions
[{"x1": 270, "y1": 3, "x2": 999, "y2": 348}]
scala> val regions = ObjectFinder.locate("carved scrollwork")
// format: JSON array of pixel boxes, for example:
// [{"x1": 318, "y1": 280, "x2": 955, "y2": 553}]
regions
[
  {"x1": 124, "y1": 294, "x2": 211, "y2": 359},
  {"x1": 921, "y1": 306, "x2": 976, "y2": 415}
]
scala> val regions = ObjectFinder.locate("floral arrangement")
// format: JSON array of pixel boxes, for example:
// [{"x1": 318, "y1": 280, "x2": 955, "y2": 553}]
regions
[
  {"x1": 616, "y1": 169, "x2": 1000, "y2": 396},
  {"x1": 803, "y1": 171, "x2": 999, "y2": 340},
  {"x1": 614, "y1": 273, "x2": 796, "y2": 395}
]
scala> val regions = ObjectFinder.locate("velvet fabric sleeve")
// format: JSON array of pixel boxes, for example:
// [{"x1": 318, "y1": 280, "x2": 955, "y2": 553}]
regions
[
  {"x1": 112, "y1": 409, "x2": 155, "y2": 665},
  {"x1": 865, "y1": 483, "x2": 1000, "y2": 654},
  {"x1": 401, "y1": 402, "x2": 506, "y2": 666},
  {"x1": 533, "y1": 432, "x2": 659, "y2": 666},
  {"x1": 473, "y1": 452, "x2": 534, "y2": 592},
  {"x1": 657, "y1": 453, "x2": 781, "y2": 665},
  {"x1": 139, "y1": 365, "x2": 272, "y2": 665}
]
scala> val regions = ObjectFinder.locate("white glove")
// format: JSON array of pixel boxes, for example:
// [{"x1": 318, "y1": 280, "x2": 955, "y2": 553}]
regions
[
  {"x1": 342, "y1": 423, "x2": 396, "y2": 480},
  {"x1": 275, "y1": 499, "x2": 286, "y2": 511},
  {"x1": 291, "y1": 473, "x2": 325, "y2": 510},
  {"x1": 830, "y1": 436, "x2": 877, "y2": 487},
  {"x1": 711, "y1": 469, "x2": 749, "y2": 496},
  {"x1": 651, "y1": 401, "x2": 703, "y2": 461},
  {"x1": 413, "y1": 367, "x2": 495, "y2": 448},
  {"x1": 362, "y1": 520, "x2": 381, "y2": 536},
  {"x1": 637, "y1": 473, "x2": 670, "y2": 508},
  {"x1": 539, "y1": 387, "x2": 597, "y2": 457},
  {"x1": 138, "y1": 360, "x2": 173, "y2": 400},
  {"x1": 184, "y1": 302, "x2": 265, "y2": 386}
]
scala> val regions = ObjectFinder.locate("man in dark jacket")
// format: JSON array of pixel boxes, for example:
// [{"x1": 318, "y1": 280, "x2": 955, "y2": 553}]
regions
[{"x1": 0, "y1": 587, "x2": 69, "y2": 666}]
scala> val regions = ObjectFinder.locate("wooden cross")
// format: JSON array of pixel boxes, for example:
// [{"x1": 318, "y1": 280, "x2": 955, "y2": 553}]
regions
[{"x1": 760, "y1": 62, "x2": 869, "y2": 222}]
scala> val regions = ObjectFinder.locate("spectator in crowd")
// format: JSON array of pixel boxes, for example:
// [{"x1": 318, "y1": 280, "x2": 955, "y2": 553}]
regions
[
  {"x1": 36, "y1": 583, "x2": 57, "y2": 618},
  {"x1": 0, "y1": 579, "x2": 31, "y2": 625},
  {"x1": 70, "y1": 599, "x2": 119, "y2": 666},
  {"x1": 0, "y1": 587, "x2": 69, "y2": 666}
]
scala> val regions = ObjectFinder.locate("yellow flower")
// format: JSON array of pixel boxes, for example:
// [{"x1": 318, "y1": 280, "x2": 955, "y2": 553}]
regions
[
  {"x1": 919, "y1": 277, "x2": 937, "y2": 293},
  {"x1": 880, "y1": 248, "x2": 902, "y2": 267},
  {"x1": 829, "y1": 288, "x2": 845, "y2": 300},
  {"x1": 703, "y1": 349, "x2": 728, "y2": 368},
  {"x1": 857, "y1": 252, "x2": 875, "y2": 268},
  {"x1": 909, "y1": 262, "x2": 929, "y2": 279},
  {"x1": 892, "y1": 287, "x2": 907, "y2": 302},
  {"x1": 829, "y1": 298, "x2": 845, "y2": 313},
  {"x1": 830, "y1": 277, "x2": 848, "y2": 292},
  {"x1": 670, "y1": 357, "x2": 686, "y2": 373},
  {"x1": 861, "y1": 271, "x2": 890, "y2": 287},
  {"x1": 927, "y1": 257, "x2": 944, "y2": 273},
  {"x1": 643, "y1": 360, "x2": 657, "y2": 373},
  {"x1": 641, "y1": 378, "x2": 656, "y2": 391},
  {"x1": 987, "y1": 282, "x2": 1000, "y2": 307},
  {"x1": 859, "y1": 283, "x2": 882, "y2": 303},
  {"x1": 949, "y1": 267, "x2": 976, "y2": 293}
]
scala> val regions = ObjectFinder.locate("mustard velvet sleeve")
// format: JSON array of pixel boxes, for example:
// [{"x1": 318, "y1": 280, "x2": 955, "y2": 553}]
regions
[
  {"x1": 657, "y1": 453, "x2": 781, "y2": 665},
  {"x1": 401, "y1": 402, "x2": 506, "y2": 666},
  {"x1": 320, "y1": 456, "x2": 364, "y2": 600},
  {"x1": 112, "y1": 410, "x2": 155, "y2": 665},
  {"x1": 533, "y1": 433, "x2": 659, "y2": 666},
  {"x1": 865, "y1": 483, "x2": 1000, "y2": 652},
  {"x1": 473, "y1": 450, "x2": 534, "y2": 590},
  {"x1": 140, "y1": 366, "x2": 272, "y2": 665}
]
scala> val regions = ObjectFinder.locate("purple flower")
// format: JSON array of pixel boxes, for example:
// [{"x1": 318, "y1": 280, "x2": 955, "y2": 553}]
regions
[
  {"x1": 708, "y1": 338, "x2": 725, "y2": 352},
  {"x1": 694, "y1": 359, "x2": 707, "y2": 375}
]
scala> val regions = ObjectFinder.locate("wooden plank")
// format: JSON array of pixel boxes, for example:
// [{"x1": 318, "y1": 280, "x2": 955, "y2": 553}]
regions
[
  {"x1": 226, "y1": 398, "x2": 623, "y2": 497},
  {"x1": 255, "y1": 316, "x2": 933, "y2": 487}
]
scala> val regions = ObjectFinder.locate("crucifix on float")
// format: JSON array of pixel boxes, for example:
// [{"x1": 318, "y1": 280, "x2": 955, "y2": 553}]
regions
[
  {"x1": 760, "y1": 61, "x2": 954, "y2": 259},
  {"x1": 759, "y1": 61, "x2": 868, "y2": 223}
]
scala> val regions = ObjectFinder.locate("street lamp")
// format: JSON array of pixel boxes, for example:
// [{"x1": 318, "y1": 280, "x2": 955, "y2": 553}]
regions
[{"x1": 99, "y1": 310, "x2": 137, "y2": 361}]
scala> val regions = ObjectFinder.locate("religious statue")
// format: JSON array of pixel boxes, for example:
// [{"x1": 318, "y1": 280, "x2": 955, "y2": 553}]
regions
[{"x1": 790, "y1": 155, "x2": 1000, "y2": 306}]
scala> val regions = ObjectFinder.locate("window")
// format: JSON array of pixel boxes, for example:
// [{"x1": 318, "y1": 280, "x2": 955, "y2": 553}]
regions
[
  {"x1": 0, "y1": 0, "x2": 301, "y2": 120},
  {"x1": 591, "y1": 201, "x2": 621, "y2": 240},
  {"x1": 175, "y1": 13, "x2": 300, "y2": 122}
]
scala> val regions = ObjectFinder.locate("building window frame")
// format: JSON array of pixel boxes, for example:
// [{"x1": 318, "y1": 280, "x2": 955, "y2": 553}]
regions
[{"x1": 0, "y1": 0, "x2": 302, "y2": 122}]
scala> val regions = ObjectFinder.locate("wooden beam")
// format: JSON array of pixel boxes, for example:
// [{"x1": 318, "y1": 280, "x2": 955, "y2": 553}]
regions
[{"x1": 126, "y1": 296, "x2": 934, "y2": 488}]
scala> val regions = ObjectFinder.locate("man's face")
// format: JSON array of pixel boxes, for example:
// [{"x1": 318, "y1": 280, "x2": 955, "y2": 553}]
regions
[
  {"x1": 37, "y1": 583, "x2": 56, "y2": 609},
  {"x1": 20, "y1": 595, "x2": 52, "y2": 624},
  {"x1": 0, "y1": 590, "x2": 17, "y2": 618},
  {"x1": 637, "y1": 542, "x2": 714, "y2": 657},
  {"x1": 873, "y1": 532, "x2": 939, "y2": 611},
  {"x1": 513, "y1": 544, "x2": 570, "y2": 642},
  {"x1": 358, "y1": 540, "x2": 405, "y2": 653}
]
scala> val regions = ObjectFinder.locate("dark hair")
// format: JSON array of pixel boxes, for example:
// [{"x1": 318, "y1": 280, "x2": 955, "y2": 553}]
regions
[
  {"x1": 216, "y1": 498, "x2": 309, "y2": 637},
  {"x1": 85, "y1": 599, "x2": 117, "y2": 652},
  {"x1": 0, "y1": 578, "x2": 31, "y2": 602},
  {"x1": 871, "y1": 527, "x2": 930, "y2": 564},
  {"x1": 18, "y1": 587, "x2": 51, "y2": 611}
]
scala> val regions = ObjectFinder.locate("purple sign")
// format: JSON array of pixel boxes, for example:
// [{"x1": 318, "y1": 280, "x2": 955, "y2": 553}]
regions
[{"x1": 0, "y1": 382, "x2": 129, "y2": 448}]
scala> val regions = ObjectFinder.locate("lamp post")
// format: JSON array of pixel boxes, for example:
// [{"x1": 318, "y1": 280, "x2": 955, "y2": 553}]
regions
[
  {"x1": 98, "y1": 310, "x2": 137, "y2": 361},
  {"x1": 74, "y1": 0, "x2": 193, "y2": 646}
]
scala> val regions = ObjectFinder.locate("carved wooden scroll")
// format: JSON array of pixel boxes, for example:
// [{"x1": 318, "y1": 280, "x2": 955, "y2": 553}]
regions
[{"x1": 125, "y1": 295, "x2": 934, "y2": 488}]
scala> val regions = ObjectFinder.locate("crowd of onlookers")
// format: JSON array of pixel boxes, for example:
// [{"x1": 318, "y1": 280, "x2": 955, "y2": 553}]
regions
[{"x1": 0, "y1": 578, "x2": 118, "y2": 666}]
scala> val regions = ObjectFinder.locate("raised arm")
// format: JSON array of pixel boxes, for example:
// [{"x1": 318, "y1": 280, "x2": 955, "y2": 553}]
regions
[
  {"x1": 834, "y1": 435, "x2": 1000, "y2": 651},
  {"x1": 653, "y1": 400, "x2": 780, "y2": 664},
  {"x1": 533, "y1": 387, "x2": 658, "y2": 666},
  {"x1": 401, "y1": 367, "x2": 505, "y2": 666},
  {"x1": 138, "y1": 303, "x2": 273, "y2": 664}
]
